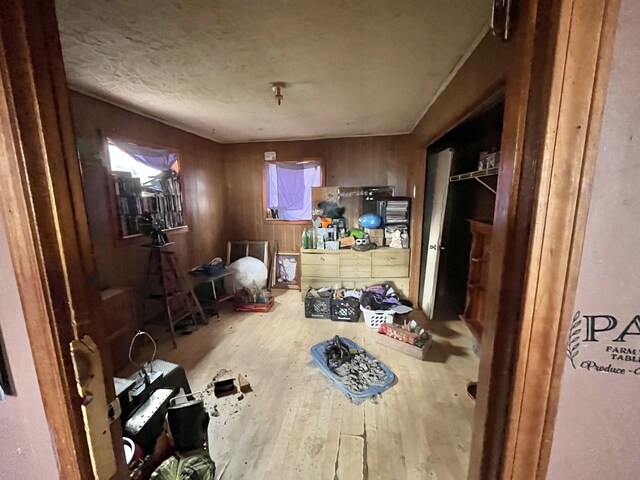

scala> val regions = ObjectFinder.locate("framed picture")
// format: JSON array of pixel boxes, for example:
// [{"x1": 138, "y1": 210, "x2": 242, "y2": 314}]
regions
[{"x1": 272, "y1": 252, "x2": 300, "y2": 289}]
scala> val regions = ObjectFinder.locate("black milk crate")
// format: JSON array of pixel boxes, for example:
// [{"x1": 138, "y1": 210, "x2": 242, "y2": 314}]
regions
[
  {"x1": 331, "y1": 297, "x2": 361, "y2": 322},
  {"x1": 304, "y1": 289, "x2": 333, "y2": 319}
]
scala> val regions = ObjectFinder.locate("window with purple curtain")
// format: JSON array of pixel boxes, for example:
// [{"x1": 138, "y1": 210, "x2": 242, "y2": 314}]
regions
[
  {"x1": 106, "y1": 138, "x2": 185, "y2": 237},
  {"x1": 265, "y1": 160, "x2": 323, "y2": 220}
]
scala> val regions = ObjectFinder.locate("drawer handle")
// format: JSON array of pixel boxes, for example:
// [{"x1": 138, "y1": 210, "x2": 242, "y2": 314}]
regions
[{"x1": 321, "y1": 257, "x2": 325, "y2": 261}]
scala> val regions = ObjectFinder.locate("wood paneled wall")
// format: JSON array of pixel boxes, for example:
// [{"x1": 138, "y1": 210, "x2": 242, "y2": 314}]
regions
[
  {"x1": 70, "y1": 32, "x2": 513, "y2": 307},
  {"x1": 221, "y1": 136, "x2": 412, "y2": 253},
  {"x1": 69, "y1": 92, "x2": 226, "y2": 315},
  {"x1": 219, "y1": 31, "x2": 512, "y2": 303}
]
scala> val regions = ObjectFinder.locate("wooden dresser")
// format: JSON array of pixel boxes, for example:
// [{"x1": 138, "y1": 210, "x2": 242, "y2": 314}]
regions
[
  {"x1": 460, "y1": 221, "x2": 492, "y2": 340},
  {"x1": 300, "y1": 248, "x2": 410, "y2": 298}
]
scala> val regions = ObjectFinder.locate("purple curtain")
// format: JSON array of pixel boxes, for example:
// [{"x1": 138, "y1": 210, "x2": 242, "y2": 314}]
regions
[
  {"x1": 266, "y1": 161, "x2": 322, "y2": 220},
  {"x1": 276, "y1": 163, "x2": 306, "y2": 210},
  {"x1": 111, "y1": 139, "x2": 179, "y2": 170}
]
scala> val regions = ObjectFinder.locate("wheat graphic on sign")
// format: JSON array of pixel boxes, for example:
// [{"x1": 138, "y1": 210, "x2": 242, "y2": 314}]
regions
[{"x1": 566, "y1": 311, "x2": 582, "y2": 369}]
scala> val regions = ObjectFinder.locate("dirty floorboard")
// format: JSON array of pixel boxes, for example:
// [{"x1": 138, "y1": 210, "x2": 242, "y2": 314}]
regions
[{"x1": 151, "y1": 290, "x2": 478, "y2": 480}]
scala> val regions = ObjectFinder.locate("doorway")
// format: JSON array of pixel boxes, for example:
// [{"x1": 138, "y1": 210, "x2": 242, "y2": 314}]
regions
[
  {"x1": 420, "y1": 101, "x2": 504, "y2": 327},
  {"x1": 0, "y1": 0, "x2": 618, "y2": 479}
]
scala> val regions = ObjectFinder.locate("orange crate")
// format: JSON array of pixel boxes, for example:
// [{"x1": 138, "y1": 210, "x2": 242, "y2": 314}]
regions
[{"x1": 235, "y1": 297, "x2": 274, "y2": 312}]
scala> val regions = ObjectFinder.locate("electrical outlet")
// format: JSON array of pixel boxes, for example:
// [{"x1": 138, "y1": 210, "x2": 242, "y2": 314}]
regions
[{"x1": 107, "y1": 398, "x2": 121, "y2": 424}]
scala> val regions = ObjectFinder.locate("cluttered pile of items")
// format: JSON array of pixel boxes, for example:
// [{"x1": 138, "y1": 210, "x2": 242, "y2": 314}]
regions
[
  {"x1": 310, "y1": 335, "x2": 396, "y2": 404},
  {"x1": 113, "y1": 332, "x2": 216, "y2": 479},
  {"x1": 305, "y1": 283, "x2": 432, "y2": 361},
  {"x1": 305, "y1": 284, "x2": 411, "y2": 325},
  {"x1": 302, "y1": 186, "x2": 411, "y2": 252},
  {"x1": 115, "y1": 332, "x2": 255, "y2": 479},
  {"x1": 191, "y1": 252, "x2": 274, "y2": 314},
  {"x1": 377, "y1": 319, "x2": 432, "y2": 360},
  {"x1": 307, "y1": 286, "x2": 432, "y2": 402}
]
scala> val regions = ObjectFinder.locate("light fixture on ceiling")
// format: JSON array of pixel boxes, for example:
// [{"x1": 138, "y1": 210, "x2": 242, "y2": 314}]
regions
[{"x1": 271, "y1": 82, "x2": 286, "y2": 106}]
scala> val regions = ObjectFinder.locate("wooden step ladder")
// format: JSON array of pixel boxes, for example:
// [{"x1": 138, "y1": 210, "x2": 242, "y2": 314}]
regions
[{"x1": 142, "y1": 242, "x2": 207, "y2": 348}]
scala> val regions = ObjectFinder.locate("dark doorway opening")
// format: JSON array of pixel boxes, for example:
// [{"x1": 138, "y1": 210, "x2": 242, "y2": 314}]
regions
[{"x1": 421, "y1": 100, "x2": 504, "y2": 321}]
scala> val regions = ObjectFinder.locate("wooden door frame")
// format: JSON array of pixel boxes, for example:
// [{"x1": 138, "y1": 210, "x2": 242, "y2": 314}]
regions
[
  {"x1": 498, "y1": 0, "x2": 621, "y2": 478},
  {"x1": 468, "y1": 0, "x2": 621, "y2": 478},
  {"x1": 0, "y1": 0, "x2": 126, "y2": 478}
]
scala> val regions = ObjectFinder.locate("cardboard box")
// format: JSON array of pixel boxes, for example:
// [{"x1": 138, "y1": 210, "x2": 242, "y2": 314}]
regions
[
  {"x1": 325, "y1": 240, "x2": 340, "y2": 250},
  {"x1": 339, "y1": 236, "x2": 355, "y2": 248},
  {"x1": 365, "y1": 228, "x2": 384, "y2": 246},
  {"x1": 379, "y1": 323, "x2": 423, "y2": 344}
]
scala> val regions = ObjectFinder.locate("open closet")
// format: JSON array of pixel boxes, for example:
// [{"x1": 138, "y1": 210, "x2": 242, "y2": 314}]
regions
[{"x1": 419, "y1": 100, "x2": 504, "y2": 342}]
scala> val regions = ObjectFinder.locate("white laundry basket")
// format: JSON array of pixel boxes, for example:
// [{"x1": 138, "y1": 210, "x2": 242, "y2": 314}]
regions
[{"x1": 361, "y1": 305, "x2": 396, "y2": 329}]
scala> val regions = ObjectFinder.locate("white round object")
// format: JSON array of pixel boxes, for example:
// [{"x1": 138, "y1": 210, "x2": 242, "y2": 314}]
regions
[
  {"x1": 226, "y1": 256, "x2": 268, "y2": 292},
  {"x1": 123, "y1": 437, "x2": 135, "y2": 465}
]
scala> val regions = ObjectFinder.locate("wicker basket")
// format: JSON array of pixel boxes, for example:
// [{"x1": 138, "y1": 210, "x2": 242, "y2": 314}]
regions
[{"x1": 361, "y1": 305, "x2": 396, "y2": 328}]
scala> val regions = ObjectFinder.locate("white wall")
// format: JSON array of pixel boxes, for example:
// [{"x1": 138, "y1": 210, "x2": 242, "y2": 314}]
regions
[{"x1": 0, "y1": 217, "x2": 59, "y2": 477}]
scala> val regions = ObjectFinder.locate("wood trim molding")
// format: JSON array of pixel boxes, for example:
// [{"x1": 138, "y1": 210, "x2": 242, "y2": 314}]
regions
[
  {"x1": 467, "y1": 0, "x2": 619, "y2": 478},
  {"x1": 0, "y1": 3, "x2": 90, "y2": 478},
  {"x1": 467, "y1": 0, "x2": 554, "y2": 476}
]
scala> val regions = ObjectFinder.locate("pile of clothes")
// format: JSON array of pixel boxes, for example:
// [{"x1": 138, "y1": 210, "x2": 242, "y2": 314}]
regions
[
  {"x1": 359, "y1": 284, "x2": 411, "y2": 312},
  {"x1": 151, "y1": 455, "x2": 215, "y2": 480}
]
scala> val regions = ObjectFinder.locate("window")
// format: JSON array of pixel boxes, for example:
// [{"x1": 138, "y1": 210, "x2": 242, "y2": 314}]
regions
[
  {"x1": 107, "y1": 138, "x2": 185, "y2": 238},
  {"x1": 264, "y1": 159, "x2": 323, "y2": 221}
]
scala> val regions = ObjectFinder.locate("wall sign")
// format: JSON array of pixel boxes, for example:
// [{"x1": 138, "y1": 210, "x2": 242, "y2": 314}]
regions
[{"x1": 567, "y1": 311, "x2": 640, "y2": 375}]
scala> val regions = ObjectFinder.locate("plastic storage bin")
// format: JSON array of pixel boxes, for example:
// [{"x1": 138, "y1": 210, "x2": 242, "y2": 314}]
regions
[
  {"x1": 304, "y1": 289, "x2": 332, "y2": 319},
  {"x1": 361, "y1": 305, "x2": 396, "y2": 328},
  {"x1": 331, "y1": 297, "x2": 361, "y2": 322}
]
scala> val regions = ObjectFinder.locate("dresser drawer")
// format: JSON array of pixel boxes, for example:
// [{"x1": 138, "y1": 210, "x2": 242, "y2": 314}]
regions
[
  {"x1": 301, "y1": 264, "x2": 339, "y2": 278},
  {"x1": 339, "y1": 252, "x2": 371, "y2": 265},
  {"x1": 301, "y1": 253, "x2": 339, "y2": 266},
  {"x1": 339, "y1": 265, "x2": 372, "y2": 278},
  {"x1": 371, "y1": 264, "x2": 410, "y2": 278},
  {"x1": 371, "y1": 250, "x2": 409, "y2": 266}
]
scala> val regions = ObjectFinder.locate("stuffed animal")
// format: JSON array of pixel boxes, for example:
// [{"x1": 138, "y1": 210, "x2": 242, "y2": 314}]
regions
[
  {"x1": 225, "y1": 257, "x2": 268, "y2": 293},
  {"x1": 389, "y1": 230, "x2": 403, "y2": 248}
]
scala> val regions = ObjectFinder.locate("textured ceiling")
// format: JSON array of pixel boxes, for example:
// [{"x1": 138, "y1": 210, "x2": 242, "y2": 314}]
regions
[{"x1": 55, "y1": 0, "x2": 490, "y2": 143}]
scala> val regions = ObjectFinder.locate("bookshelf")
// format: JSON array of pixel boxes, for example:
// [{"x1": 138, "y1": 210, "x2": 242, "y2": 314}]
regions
[{"x1": 113, "y1": 173, "x2": 185, "y2": 238}]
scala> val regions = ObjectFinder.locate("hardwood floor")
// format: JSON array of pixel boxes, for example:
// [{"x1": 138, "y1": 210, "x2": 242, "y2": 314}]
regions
[{"x1": 152, "y1": 290, "x2": 478, "y2": 480}]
